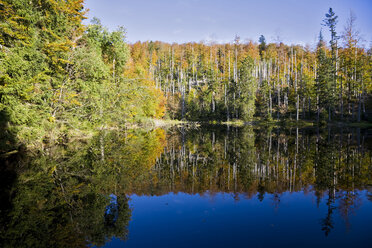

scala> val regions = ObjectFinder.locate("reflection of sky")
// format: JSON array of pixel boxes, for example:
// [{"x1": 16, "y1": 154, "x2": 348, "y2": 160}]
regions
[
  {"x1": 100, "y1": 191, "x2": 372, "y2": 247},
  {"x1": 84, "y1": 0, "x2": 372, "y2": 46}
]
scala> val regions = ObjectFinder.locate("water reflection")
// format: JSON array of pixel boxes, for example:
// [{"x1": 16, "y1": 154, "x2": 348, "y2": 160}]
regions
[{"x1": 0, "y1": 126, "x2": 371, "y2": 247}]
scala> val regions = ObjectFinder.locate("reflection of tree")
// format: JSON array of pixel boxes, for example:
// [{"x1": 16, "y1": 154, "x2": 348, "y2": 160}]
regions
[
  {"x1": 367, "y1": 187, "x2": 372, "y2": 202},
  {"x1": 321, "y1": 192, "x2": 336, "y2": 236},
  {"x1": 0, "y1": 128, "x2": 167, "y2": 247},
  {"x1": 337, "y1": 191, "x2": 361, "y2": 231},
  {"x1": 142, "y1": 126, "x2": 371, "y2": 236},
  {"x1": 135, "y1": 127, "x2": 371, "y2": 197},
  {"x1": 257, "y1": 182, "x2": 266, "y2": 202},
  {"x1": 271, "y1": 193, "x2": 281, "y2": 211},
  {"x1": 0, "y1": 153, "x2": 19, "y2": 246},
  {"x1": 0, "y1": 161, "x2": 132, "y2": 248},
  {"x1": 1, "y1": 126, "x2": 371, "y2": 246}
]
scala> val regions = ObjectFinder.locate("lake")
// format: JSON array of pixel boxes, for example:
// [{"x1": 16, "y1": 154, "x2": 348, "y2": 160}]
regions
[{"x1": 0, "y1": 125, "x2": 371, "y2": 247}]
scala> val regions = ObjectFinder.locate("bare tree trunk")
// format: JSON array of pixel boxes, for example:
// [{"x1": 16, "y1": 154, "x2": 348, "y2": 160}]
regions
[
  {"x1": 269, "y1": 87, "x2": 272, "y2": 118},
  {"x1": 277, "y1": 81, "x2": 281, "y2": 120},
  {"x1": 228, "y1": 50, "x2": 231, "y2": 80},
  {"x1": 212, "y1": 92, "x2": 215, "y2": 113},
  {"x1": 302, "y1": 97, "x2": 305, "y2": 120},
  {"x1": 225, "y1": 84, "x2": 229, "y2": 121},
  {"x1": 296, "y1": 95, "x2": 299, "y2": 121},
  {"x1": 171, "y1": 47, "x2": 174, "y2": 95},
  {"x1": 357, "y1": 93, "x2": 361, "y2": 122},
  {"x1": 340, "y1": 66, "x2": 343, "y2": 120},
  {"x1": 181, "y1": 86, "x2": 185, "y2": 119}
]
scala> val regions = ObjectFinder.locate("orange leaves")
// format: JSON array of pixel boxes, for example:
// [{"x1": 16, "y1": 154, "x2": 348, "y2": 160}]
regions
[{"x1": 153, "y1": 87, "x2": 166, "y2": 118}]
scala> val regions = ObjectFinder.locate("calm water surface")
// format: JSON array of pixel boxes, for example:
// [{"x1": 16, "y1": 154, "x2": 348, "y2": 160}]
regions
[{"x1": 1, "y1": 126, "x2": 371, "y2": 247}]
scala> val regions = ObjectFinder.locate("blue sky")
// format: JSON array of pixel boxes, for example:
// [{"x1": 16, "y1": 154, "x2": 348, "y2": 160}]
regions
[{"x1": 84, "y1": 0, "x2": 372, "y2": 46}]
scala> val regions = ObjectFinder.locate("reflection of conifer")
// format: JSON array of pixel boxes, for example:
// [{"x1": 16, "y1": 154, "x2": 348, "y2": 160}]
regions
[
  {"x1": 320, "y1": 191, "x2": 336, "y2": 236},
  {"x1": 271, "y1": 193, "x2": 281, "y2": 210},
  {"x1": 257, "y1": 182, "x2": 265, "y2": 202}
]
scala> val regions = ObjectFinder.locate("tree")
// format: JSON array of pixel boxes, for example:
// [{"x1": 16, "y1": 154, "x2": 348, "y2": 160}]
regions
[
  {"x1": 340, "y1": 11, "x2": 363, "y2": 121},
  {"x1": 258, "y1": 35, "x2": 266, "y2": 59},
  {"x1": 238, "y1": 56, "x2": 257, "y2": 121},
  {"x1": 315, "y1": 31, "x2": 333, "y2": 122},
  {"x1": 322, "y1": 8, "x2": 339, "y2": 120}
]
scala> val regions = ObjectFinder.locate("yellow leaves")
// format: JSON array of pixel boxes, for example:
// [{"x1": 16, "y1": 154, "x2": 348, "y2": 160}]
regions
[
  {"x1": 0, "y1": 2, "x2": 30, "y2": 45},
  {"x1": 128, "y1": 110, "x2": 137, "y2": 118},
  {"x1": 71, "y1": 182, "x2": 85, "y2": 194},
  {"x1": 69, "y1": 98, "x2": 81, "y2": 106},
  {"x1": 58, "y1": 58, "x2": 72, "y2": 64},
  {"x1": 42, "y1": 40, "x2": 74, "y2": 71},
  {"x1": 44, "y1": 41, "x2": 73, "y2": 53},
  {"x1": 42, "y1": 26, "x2": 61, "y2": 40},
  {"x1": 48, "y1": 116, "x2": 55, "y2": 122},
  {"x1": 153, "y1": 88, "x2": 166, "y2": 118},
  {"x1": 49, "y1": 165, "x2": 57, "y2": 175},
  {"x1": 154, "y1": 128, "x2": 166, "y2": 147},
  {"x1": 69, "y1": 93, "x2": 78, "y2": 98},
  {"x1": 124, "y1": 133, "x2": 134, "y2": 141}
]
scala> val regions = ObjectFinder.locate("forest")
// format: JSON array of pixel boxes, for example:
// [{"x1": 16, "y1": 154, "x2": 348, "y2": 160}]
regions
[{"x1": 0, "y1": 0, "x2": 371, "y2": 150}]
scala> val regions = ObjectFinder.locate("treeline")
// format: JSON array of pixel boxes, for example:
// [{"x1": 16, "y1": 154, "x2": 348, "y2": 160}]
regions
[
  {"x1": 130, "y1": 8, "x2": 372, "y2": 122},
  {"x1": 1, "y1": 2, "x2": 372, "y2": 150},
  {"x1": 0, "y1": 0, "x2": 164, "y2": 149}
]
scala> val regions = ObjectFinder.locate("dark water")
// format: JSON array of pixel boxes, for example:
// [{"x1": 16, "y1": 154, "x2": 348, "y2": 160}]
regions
[{"x1": 1, "y1": 126, "x2": 372, "y2": 247}]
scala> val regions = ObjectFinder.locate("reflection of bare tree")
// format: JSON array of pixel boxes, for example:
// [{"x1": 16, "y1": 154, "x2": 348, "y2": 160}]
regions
[
  {"x1": 337, "y1": 191, "x2": 361, "y2": 231},
  {"x1": 320, "y1": 190, "x2": 362, "y2": 236},
  {"x1": 147, "y1": 127, "x2": 371, "y2": 198},
  {"x1": 151, "y1": 126, "x2": 371, "y2": 236},
  {"x1": 367, "y1": 187, "x2": 372, "y2": 202},
  {"x1": 315, "y1": 191, "x2": 323, "y2": 208}
]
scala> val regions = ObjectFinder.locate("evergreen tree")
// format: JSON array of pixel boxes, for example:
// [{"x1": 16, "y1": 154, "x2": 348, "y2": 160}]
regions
[
  {"x1": 258, "y1": 35, "x2": 266, "y2": 59},
  {"x1": 316, "y1": 31, "x2": 333, "y2": 122},
  {"x1": 322, "y1": 8, "x2": 339, "y2": 120}
]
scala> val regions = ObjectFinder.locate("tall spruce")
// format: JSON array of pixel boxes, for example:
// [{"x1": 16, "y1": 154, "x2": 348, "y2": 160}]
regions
[{"x1": 322, "y1": 7, "x2": 339, "y2": 120}]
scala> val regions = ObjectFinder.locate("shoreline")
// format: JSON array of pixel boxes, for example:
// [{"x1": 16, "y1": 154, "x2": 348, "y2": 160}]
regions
[{"x1": 1, "y1": 118, "x2": 371, "y2": 155}]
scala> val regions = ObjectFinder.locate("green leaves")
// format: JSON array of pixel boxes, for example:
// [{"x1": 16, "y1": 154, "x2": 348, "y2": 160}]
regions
[{"x1": 0, "y1": 2, "x2": 164, "y2": 148}]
